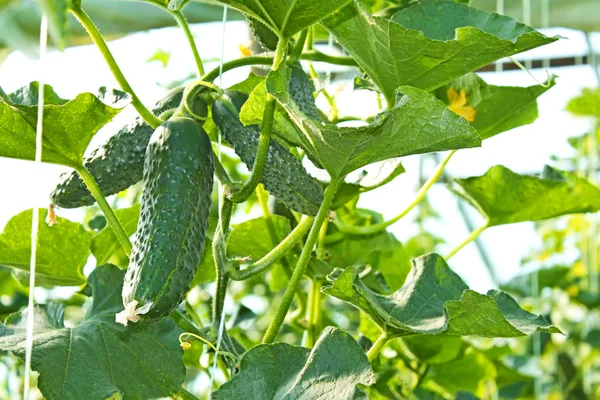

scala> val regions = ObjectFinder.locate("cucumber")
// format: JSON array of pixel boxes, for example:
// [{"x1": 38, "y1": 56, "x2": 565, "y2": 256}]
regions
[
  {"x1": 118, "y1": 117, "x2": 214, "y2": 324},
  {"x1": 212, "y1": 90, "x2": 324, "y2": 216},
  {"x1": 289, "y1": 63, "x2": 320, "y2": 121},
  {"x1": 50, "y1": 87, "x2": 186, "y2": 208}
]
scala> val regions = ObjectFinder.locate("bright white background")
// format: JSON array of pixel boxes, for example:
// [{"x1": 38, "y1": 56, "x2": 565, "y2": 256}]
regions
[{"x1": 0, "y1": 21, "x2": 597, "y2": 293}]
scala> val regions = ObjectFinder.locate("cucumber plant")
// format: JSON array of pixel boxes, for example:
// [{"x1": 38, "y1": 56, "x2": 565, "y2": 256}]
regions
[{"x1": 0, "y1": 0, "x2": 597, "y2": 399}]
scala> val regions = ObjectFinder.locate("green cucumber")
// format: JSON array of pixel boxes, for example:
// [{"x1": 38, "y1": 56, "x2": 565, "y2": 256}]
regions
[
  {"x1": 118, "y1": 117, "x2": 214, "y2": 324},
  {"x1": 289, "y1": 63, "x2": 320, "y2": 121},
  {"x1": 212, "y1": 90, "x2": 324, "y2": 216},
  {"x1": 50, "y1": 87, "x2": 188, "y2": 208}
]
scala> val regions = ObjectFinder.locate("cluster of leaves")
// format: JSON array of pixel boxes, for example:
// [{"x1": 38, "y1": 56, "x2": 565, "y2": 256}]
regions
[{"x1": 0, "y1": 0, "x2": 598, "y2": 399}]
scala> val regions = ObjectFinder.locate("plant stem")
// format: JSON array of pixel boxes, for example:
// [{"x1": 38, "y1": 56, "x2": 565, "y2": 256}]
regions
[
  {"x1": 170, "y1": 309, "x2": 209, "y2": 341},
  {"x1": 76, "y1": 165, "x2": 132, "y2": 255},
  {"x1": 170, "y1": 10, "x2": 204, "y2": 77},
  {"x1": 335, "y1": 150, "x2": 456, "y2": 236},
  {"x1": 445, "y1": 222, "x2": 489, "y2": 260},
  {"x1": 201, "y1": 51, "x2": 356, "y2": 83},
  {"x1": 367, "y1": 332, "x2": 390, "y2": 362},
  {"x1": 70, "y1": 7, "x2": 162, "y2": 129},
  {"x1": 230, "y1": 96, "x2": 275, "y2": 203},
  {"x1": 212, "y1": 150, "x2": 232, "y2": 185},
  {"x1": 262, "y1": 176, "x2": 342, "y2": 344},
  {"x1": 289, "y1": 29, "x2": 308, "y2": 64},
  {"x1": 229, "y1": 216, "x2": 314, "y2": 280},
  {"x1": 304, "y1": 279, "x2": 322, "y2": 347},
  {"x1": 176, "y1": 388, "x2": 201, "y2": 400}
]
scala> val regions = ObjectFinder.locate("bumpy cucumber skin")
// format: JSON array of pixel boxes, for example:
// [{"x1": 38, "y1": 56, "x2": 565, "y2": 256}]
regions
[
  {"x1": 289, "y1": 63, "x2": 320, "y2": 121},
  {"x1": 122, "y1": 117, "x2": 214, "y2": 322},
  {"x1": 50, "y1": 87, "x2": 184, "y2": 208},
  {"x1": 212, "y1": 91, "x2": 324, "y2": 216}
]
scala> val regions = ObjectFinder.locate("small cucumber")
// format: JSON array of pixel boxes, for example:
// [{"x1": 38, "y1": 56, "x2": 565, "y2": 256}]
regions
[
  {"x1": 118, "y1": 117, "x2": 214, "y2": 324},
  {"x1": 212, "y1": 90, "x2": 324, "y2": 216},
  {"x1": 50, "y1": 88, "x2": 207, "y2": 208}
]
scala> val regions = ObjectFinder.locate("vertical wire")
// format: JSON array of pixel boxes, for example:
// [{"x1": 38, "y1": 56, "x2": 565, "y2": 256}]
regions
[
  {"x1": 23, "y1": 15, "x2": 48, "y2": 400},
  {"x1": 541, "y1": 0, "x2": 550, "y2": 69},
  {"x1": 522, "y1": 0, "x2": 533, "y2": 70},
  {"x1": 495, "y1": 0, "x2": 504, "y2": 72},
  {"x1": 208, "y1": 6, "x2": 228, "y2": 398}
]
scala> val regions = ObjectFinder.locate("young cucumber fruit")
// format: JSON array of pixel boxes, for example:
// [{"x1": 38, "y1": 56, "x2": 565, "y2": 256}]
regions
[
  {"x1": 212, "y1": 90, "x2": 324, "y2": 216},
  {"x1": 117, "y1": 117, "x2": 214, "y2": 324},
  {"x1": 50, "y1": 87, "x2": 208, "y2": 208}
]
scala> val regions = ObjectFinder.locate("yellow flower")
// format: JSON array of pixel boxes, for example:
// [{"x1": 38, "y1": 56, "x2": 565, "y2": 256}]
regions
[
  {"x1": 447, "y1": 88, "x2": 477, "y2": 122},
  {"x1": 239, "y1": 43, "x2": 252, "y2": 57}
]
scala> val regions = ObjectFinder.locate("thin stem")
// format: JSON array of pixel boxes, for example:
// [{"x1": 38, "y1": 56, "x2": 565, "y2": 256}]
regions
[
  {"x1": 200, "y1": 51, "x2": 356, "y2": 83},
  {"x1": 230, "y1": 95, "x2": 276, "y2": 203},
  {"x1": 367, "y1": 332, "x2": 389, "y2": 362},
  {"x1": 262, "y1": 176, "x2": 342, "y2": 344},
  {"x1": 336, "y1": 150, "x2": 456, "y2": 236},
  {"x1": 212, "y1": 151, "x2": 233, "y2": 185},
  {"x1": 229, "y1": 216, "x2": 314, "y2": 280},
  {"x1": 170, "y1": 10, "x2": 204, "y2": 77},
  {"x1": 70, "y1": 7, "x2": 162, "y2": 129},
  {"x1": 445, "y1": 222, "x2": 489, "y2": 260},
  {"x1": 176, "y1": 388, "x2": 201, "y2": 400},
  {"x1": 289, "y1": 29, "x2": 308, "y2": 64},
  {"x1": 304, "y1": 279, "x2": 322, "y2": 347},
  {"x1": 76, "y1": 165, "x2": 132, "y2": 255},
  {"x1": 170, "y1": 308, "x2": 205, "y2": 338}
]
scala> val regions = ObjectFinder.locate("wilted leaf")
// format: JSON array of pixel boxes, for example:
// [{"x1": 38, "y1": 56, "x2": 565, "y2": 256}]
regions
[{"x1": 0, "y1": 264, "x2": 185, "y2": 400}]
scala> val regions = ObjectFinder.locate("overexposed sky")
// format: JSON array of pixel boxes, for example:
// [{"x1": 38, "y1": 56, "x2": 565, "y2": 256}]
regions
[{"x1": 0, "y1": 21, "x2": 598, "y2": 293}]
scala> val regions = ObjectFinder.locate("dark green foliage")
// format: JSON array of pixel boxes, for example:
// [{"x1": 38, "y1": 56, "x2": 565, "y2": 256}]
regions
[
  {"x1": 121, "y1": 117, "x2": 214, "y2": 322},
  {"x1": 50, "y1": 87, "x2": 184, "y2": 208},
  {"x1": 212, "y1": 90, "x2": 324, "y2": 215}
]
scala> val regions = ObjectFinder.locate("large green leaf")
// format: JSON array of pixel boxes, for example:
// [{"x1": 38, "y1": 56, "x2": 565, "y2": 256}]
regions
[
  {"x1": 435, "y1": 73, "x2": 556, "y2": 140},
  {"x1": 214, "y1": 0, "x2": 352, "y2": 40},
  {"x1": 0, "y1": 209, "x2": 92, "y2": 286},
  {"x1": 450, "y1": 165, "x2": 600, "y2": 227},
  {"x1": 91, "y1": 204, "x2": 140, "y2": 266},
  {"x1": 500, "y1": 266, "x2": 571, "y2": 298},
  {"x1": 0, "y1": 264, "x2": 185, "y2": 400},
  {"x1": 0, "y1": 84, "x2": 126, "y2": 167},
  {"x1": 321, "y1": 0, "x2": 557, "y2": 104},
  {"x1": 566, "y1": 87, "x2": 600, "y2": 118},
  {"x1": 211, "y1": 327, "x2": 375, "y2": 400},
  {"x1": 244, "y1": 66, "x2": 480, "y2": 179},
  {"x1": 323, "y1": 253, "x2": 561, "y2": 337}
]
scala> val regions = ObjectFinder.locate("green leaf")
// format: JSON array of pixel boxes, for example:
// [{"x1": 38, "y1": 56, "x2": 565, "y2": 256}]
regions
[
  {"x1": 0, "y1": 264, "x2": 185, "y2": 400},
  {"x1": 38, "y1": 0, "x2": 70, "y2": 49},
  {"x1": 211, "y1": 326, "x2": 375, "y2": 400},
  {"x1": 0, "y1": 84, "x2": 127, "y2": 167},
  {"x1": 0, "y1": 209, "x2": 92, "y2": 286},
  {"x1": 226, "y1": 216, "x2": 291, "y2": 263},
  {"x1": 246, "y1": 66, "x2": 480, "y2": 179},
  {"x1": 500, "y1": 266, "x2": 571, "y2": 297},
  {"x1": 435, "y1": 73, "x2": 556, "y2": 140},
  {"x1": 327, "y1": 229, "x2": 411, "y2": 292},
  {"x1": 8, "y1": 81, "x2": 67, "y2": 106},
  {"x1": 323, "y1": 253, "x2": 561, "y2": 337},
  {"x1": 91, "y1": 204, "x2": 140, "y2": 266},
  {"x1": 402, "y1": 335, "x2": 466, "y2": 365},
  {"x1": 215, "y1": 0, "x2": 352, "y2": 40},
  {"x1": 450, "y1": 165, "x2": 600, "y2": 227},
  {"x1": 566, "y1": 87, "x2": 600, "y2": 118},
  {"x1": 422, "y1": 352, "x2": 496, "y2": 398},
  {"x1": 322, "y1": 0, "x2": 557, "y2": 104}
]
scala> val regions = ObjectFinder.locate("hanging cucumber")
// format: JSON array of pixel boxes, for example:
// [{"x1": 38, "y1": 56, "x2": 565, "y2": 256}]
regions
[
  {"x1": 212, "y1": 90, "x2": 324, "y2": 216},
  {"x1": 50, "y1": 87, "x2": 208, "y2": 208},
  {"x1": 117, "y1": 117, "x2": 214, "y2": 324},
  {"x1": 289, "y1": 63, "x2": 320, "y2": 121}
]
